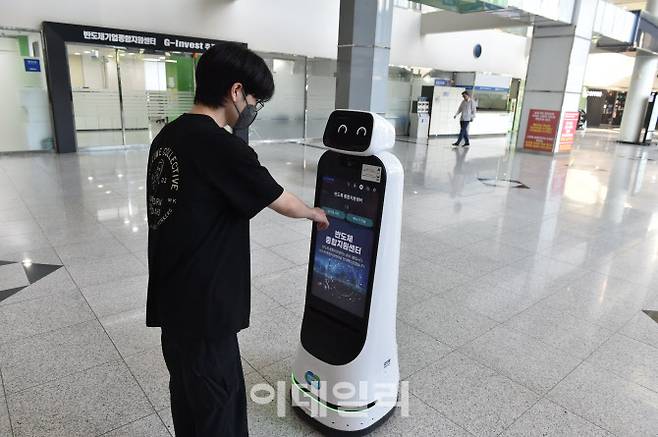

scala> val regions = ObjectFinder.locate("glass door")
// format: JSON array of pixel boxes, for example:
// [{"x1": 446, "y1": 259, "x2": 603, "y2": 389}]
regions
[
  {"x1": 67, "y1": 43, "x2": 123, "y2": 149},
  {"x1": 117, "y1": 48, "x2": 196, "y2": 145},
  {"x1": 0, "y1": 29, "x2": 53, "y2": 152},
  {"x1": 251, "y1": 53, "x2": 306, "y2": 141},
  {"x1": 67, "y1": 44, "x2": 196, "y2": 150},
  {"x1": 306, "y1": 57, "x2": 337, "y2": 139}
]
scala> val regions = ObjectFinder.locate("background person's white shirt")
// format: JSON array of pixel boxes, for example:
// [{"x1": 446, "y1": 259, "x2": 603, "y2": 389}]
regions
[{"x1": 455, "y1": 99, "x2": 477, "y2": 122}]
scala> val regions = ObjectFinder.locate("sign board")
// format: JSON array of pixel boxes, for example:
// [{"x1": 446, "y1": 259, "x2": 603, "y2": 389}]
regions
[
  {"x1": 559, "y1": 111, "x2": 579, "y2": 152},
  {"x1": 524, "y1": 109, "x2": 560, "y2": 152},
  {"x1": 23, "y1": 58, "x2": 41, "y2": 72},
  {"x1": 473, "y1": 85, "x2": 510, "y2": 92},
  {"x1": 434, "y1": 79, "x2": 451, "y2": 87},
  {"x1": 43, "y1": 22, "x2": 236, "y2": 54}
]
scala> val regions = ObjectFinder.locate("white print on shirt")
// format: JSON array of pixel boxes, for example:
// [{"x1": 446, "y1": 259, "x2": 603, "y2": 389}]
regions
[{"x1": 148, "y1": 147, "x2": 180, "y2": 229}]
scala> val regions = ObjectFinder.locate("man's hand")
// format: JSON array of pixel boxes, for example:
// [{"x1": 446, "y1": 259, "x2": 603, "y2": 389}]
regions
[
  {"x1": 269, "y1": 191, "x2": 329, "y2": 230},
  {"x1": 311, "y1": 207, "x2": 330, "y2": 230}
]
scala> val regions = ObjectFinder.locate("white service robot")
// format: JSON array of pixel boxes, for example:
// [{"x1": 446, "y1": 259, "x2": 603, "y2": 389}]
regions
[{"x1": 291, "y1": 110, "x2": 403, "y2": 435}]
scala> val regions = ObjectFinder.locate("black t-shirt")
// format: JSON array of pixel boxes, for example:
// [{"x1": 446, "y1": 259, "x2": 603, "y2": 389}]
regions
[{"x1": 145, "y1": 113, "x2": 284, "y2": 339}]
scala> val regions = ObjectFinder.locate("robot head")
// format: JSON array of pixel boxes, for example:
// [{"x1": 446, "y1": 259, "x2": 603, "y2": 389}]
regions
[{"x1": 323, "y1": 110, "x2": 395, "y2": 156}]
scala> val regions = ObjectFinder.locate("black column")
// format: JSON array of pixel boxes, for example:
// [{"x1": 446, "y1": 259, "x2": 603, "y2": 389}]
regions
[{"x1": 42, "y1": 22, "x2": 77, "y2": 153}]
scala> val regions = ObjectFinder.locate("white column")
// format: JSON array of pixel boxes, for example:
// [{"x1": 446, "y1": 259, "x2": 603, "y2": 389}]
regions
[
  {"x1": 619, "y1": 53, "x2": 658, "y2": 143},
  {"x1": 619, "y1": 0, "x2": 658, "y2": 143},
  {"x1": 516, "y1": 0, "x2": 596, "y2": 154}
]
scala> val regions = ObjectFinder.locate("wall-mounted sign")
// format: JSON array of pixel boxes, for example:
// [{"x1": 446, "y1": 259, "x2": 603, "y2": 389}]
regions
[
  {"x1": 473, "y1": 85, "x2": 509, "y2": 92},
  {"x1": 524, "y1": 109, "x2": 560, "y2": 152},
  {"x1": 23, "y1": 58, "x2": 41, "y2": 72},
  {"x1": 454, "y1": 85, "x2": 509, "y2": 93},
  {"x1": 586, "y1": 90, "x2": 603, "y2": 98},
  {"x1": 43, "y1": 22, "x2": 234, "y2": 54},
  {"x1": 559, "y1": 112, "x2": 579, "y2": 152},
  {"x1": 434, "y1": 79, "x2": 450, "y2": 86}
]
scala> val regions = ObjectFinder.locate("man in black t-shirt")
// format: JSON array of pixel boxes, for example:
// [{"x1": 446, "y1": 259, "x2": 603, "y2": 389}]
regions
[{"x1": 146, "y1": 43, "x2": 329, "y2": 437}]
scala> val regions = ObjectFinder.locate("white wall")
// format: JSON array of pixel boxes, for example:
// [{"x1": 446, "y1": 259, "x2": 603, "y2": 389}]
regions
[{"x1": 1, "y1": 0, "x2": 530, "y2": 77}]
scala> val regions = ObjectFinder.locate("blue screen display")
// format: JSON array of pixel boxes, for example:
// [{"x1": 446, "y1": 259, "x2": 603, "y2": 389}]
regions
[{"x1": 310, "y1": 176, "x2": 379, "y2": 317}]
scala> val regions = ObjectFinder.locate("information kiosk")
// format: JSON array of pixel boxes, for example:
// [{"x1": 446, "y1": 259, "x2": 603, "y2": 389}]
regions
[{"x1": 291, "y1": 110, "x2": 403, "y2": 435}]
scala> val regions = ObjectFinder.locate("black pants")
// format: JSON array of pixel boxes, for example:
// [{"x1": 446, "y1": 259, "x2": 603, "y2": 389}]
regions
[
  {"x1": 161, "y1": 332, "x2": 248, "y2": 437},
  {"x1": 457, "y1": 120, "x2": 471, "y2": 144}
]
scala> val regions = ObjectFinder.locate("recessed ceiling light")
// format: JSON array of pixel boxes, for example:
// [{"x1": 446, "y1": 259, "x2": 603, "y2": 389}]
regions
[{"x1": 97, "y1": 184, "x2": 103, "y2": 188}]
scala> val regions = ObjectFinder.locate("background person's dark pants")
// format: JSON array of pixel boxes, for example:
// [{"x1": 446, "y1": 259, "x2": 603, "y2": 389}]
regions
[
  {"x1": 161, "y1": 332, "x2": 248, "y2": 437},
  {"x1": 456, "y1": 120, "x2": 471, "y2": 144}
]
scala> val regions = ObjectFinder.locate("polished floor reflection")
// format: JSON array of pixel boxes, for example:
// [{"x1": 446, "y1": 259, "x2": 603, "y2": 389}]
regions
[{"x1": 0, "y1": 129, "x2": 657, "y2": 436}]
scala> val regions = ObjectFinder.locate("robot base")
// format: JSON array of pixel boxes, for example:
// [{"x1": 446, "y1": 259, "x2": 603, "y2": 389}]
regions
[{"x1": 291, "y1": 396, "x2": 395, "y2": 436}]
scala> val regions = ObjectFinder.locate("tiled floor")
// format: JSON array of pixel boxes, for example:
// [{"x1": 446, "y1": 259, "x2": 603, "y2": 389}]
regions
[{"x1": 0, "y1": 128, "x2": 657, "y2": 436}]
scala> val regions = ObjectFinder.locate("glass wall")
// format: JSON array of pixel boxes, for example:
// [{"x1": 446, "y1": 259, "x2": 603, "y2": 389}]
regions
[
  {"x1": 67, "y1": 43, "x2": 196, "y2": 149},
  {"x1": 0, "y1": 29, "x2": 53, "y2": 152},
  {"x1": 386, "y1": 66, "x2": 417, "y2": 135},
  {"x1": 64, "y1": 45, "x2": 451, "y2": 146},
  {"x1": 250, "y1": 52, "x2": 306, "y2": 141},
  {"x1": 68, "y1": 44, "x2": 123, "y2": 148},
  {"x1": 307, "y1": 57, "x2": 337, "y2": 139},
  {"x1": 119, "y1": 48, "x2": 196, "y2": 145}
]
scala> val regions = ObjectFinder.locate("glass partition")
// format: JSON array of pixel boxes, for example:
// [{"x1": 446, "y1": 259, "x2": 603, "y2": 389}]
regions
[
  {"x1": 0, "y1": 29, "x2": 53, "y2": 152},
  {"x1": 118, "y1": 49, "x2": 195, "y2": 145},
  {"x1": 250, "y1": 52, "x2": 305, "y2": 141},
  {"x1": 68, "y1": 44, "x2": 123, "y2": 148},
  {"x1": 386, "y1": 66, "x2": 416, "y2": 136},
  {"x1": 59, "y1": 45, "x2": 519, "y2": 148},
  {"x1": 68, "y1": 43, "x2": 195, "y2": 149},
  {"x1": 307, "y1": 57, "x2": 337, "y2": 139}
]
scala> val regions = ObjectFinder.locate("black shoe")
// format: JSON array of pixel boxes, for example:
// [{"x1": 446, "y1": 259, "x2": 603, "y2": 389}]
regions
[
  {"x1": 463, "y1": 143, "x2": 470, "y2": 147},
  {"x1": 452, "y1": 142, "x2": 460, "y2": 146}
]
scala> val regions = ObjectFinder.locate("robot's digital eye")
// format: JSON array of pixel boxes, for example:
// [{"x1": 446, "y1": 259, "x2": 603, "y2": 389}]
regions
[
  {"x1": 337, "y1": 124, "x2": 348, "y2": 134},
  {"x1": 356, "y1": 126, "x2": 367, "y2": 136}
]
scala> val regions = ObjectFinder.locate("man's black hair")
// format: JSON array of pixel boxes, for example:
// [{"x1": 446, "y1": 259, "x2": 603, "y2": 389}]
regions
[
  {"x1": 194, "y1": 42, "x2": 274, "y2": 108},
  {"x1": 462, "y1": 91, "x2": 470, "y2": 97}
]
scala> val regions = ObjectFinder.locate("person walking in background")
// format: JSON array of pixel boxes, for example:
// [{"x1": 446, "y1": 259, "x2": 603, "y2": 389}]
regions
[{"x1": 452, "y1": 91, "x2": 476, "y2": 147}]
